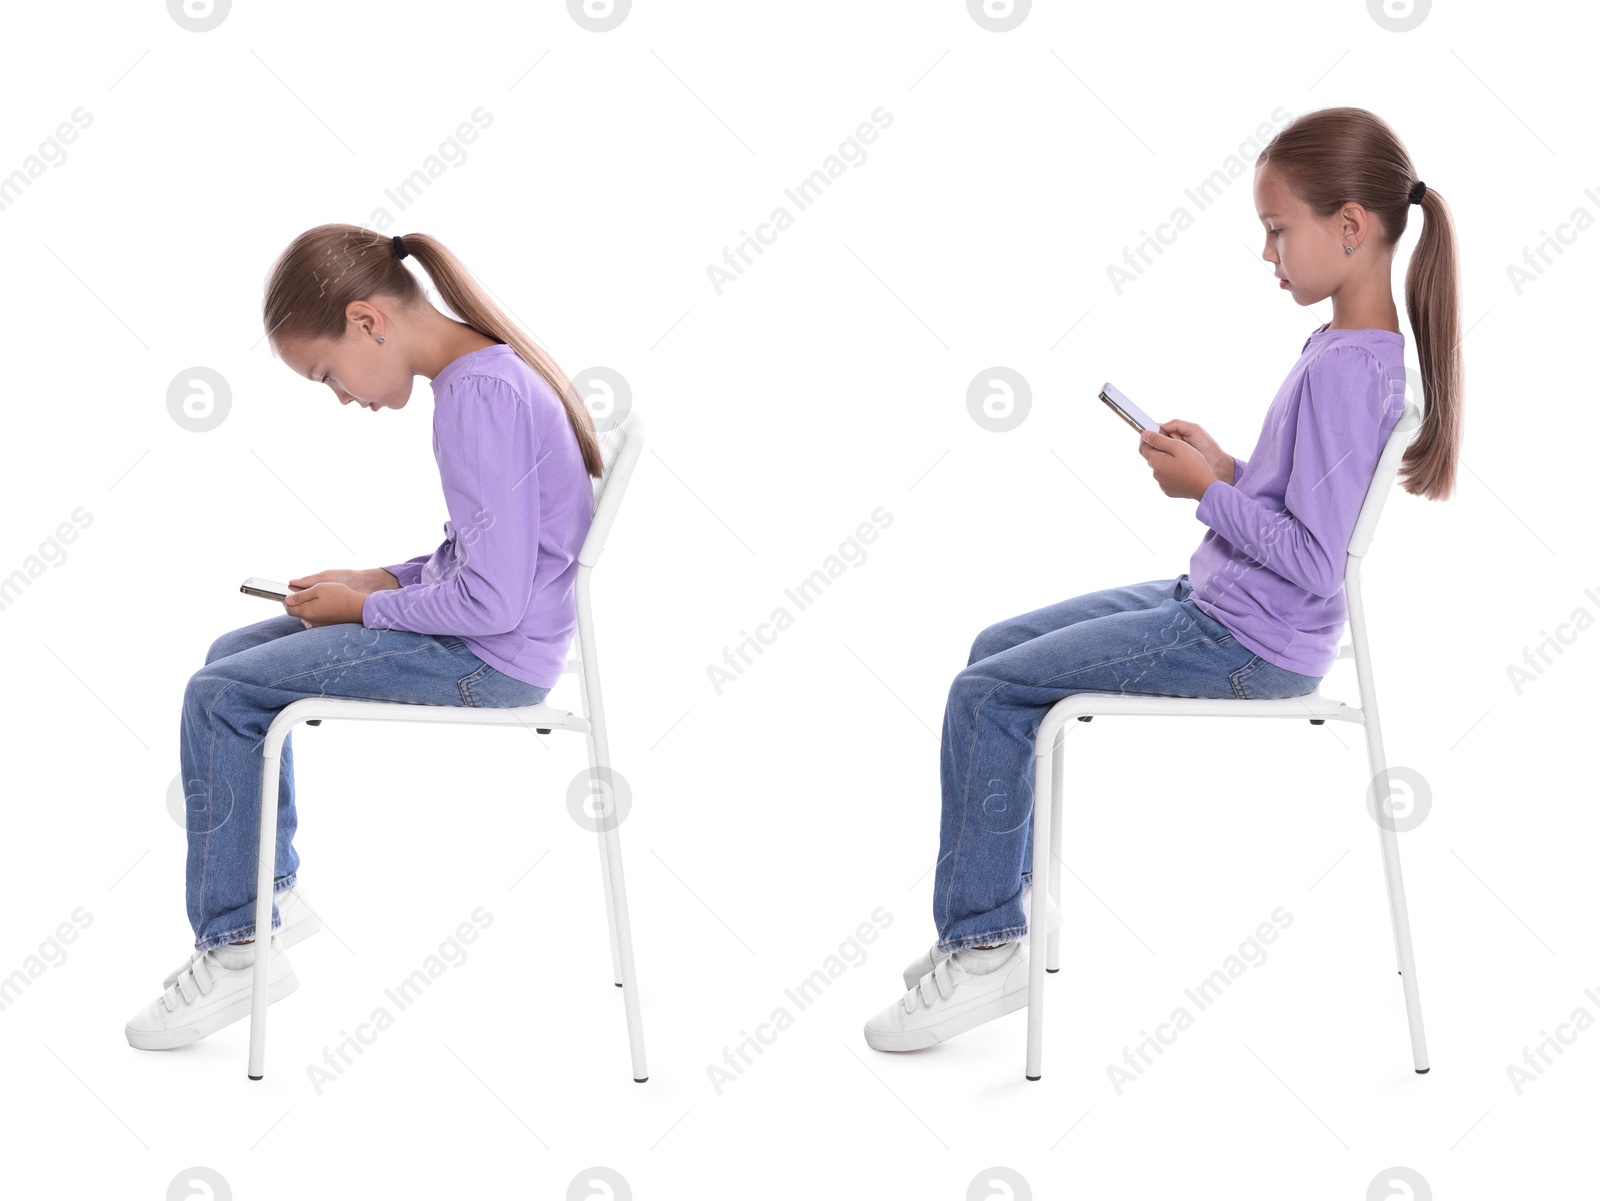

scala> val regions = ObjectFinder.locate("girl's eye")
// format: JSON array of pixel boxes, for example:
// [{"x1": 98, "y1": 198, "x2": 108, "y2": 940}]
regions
[
  {"x1": 321, "y1": 373, "x2": 331, "y2": 383},
  {"x1": 1269, "y1": 228, "x2": 1282, "y2": 236}
]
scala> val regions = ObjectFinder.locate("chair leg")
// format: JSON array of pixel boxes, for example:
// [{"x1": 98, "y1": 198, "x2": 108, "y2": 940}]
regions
[
  {"x1": 1383, "y1": 864, "x2": 1405, "y2": 976},
  {"x1": 1363, "y1": 737, "x2": 1430, "y2": 1072},
  {"x1": 1025, "y1": 724, "x2": 1054, "y2": 1081},
  {"x1": 582, "y1": 722, "x2": 617, "y2": 985},
  {"x1": 572, "y1": 576, "x2": 647, "y2": 1080},
  {"x1": 1370, "y1": 768, "x2": 1431, "y2": 1073},
  {"x1": 585, "y1": 735, "x2": 647, "y2": 1079},
  {"x1": 1346, "y1": 565, "x2": 1427, "y2": 1072},
  {"x1": 600, "y1": 820, "x2": 648, "y2": 1082},
  {"x1": 247, "y1": 742, "x2": 282, "y2": 1081},
  {"x1": 1046, "y1": 726, "x2": 1064, "y2": 974},
  {"x1": 592, "y1": 729, "x2": 624, "y2": 988},
  {"x1": 596, "y1": 835, "x2": 624, "y2": 986}
]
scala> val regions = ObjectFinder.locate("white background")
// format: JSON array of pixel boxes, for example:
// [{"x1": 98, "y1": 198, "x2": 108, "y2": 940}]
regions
[{"x1": 1, "y1": 1, "x2": 1593, "y2": 1197}]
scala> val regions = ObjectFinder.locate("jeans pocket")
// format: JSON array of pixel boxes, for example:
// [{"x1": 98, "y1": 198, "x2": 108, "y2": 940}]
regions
[
  {"x1": 456, "y1": 660, "x2": 551, "y2": 709},
  {"x1": 1228, "y1": 655, "x2": 1322, "y2": 700},
  {"x1": 1182, "y1": 598, "x2": 1236, "y2": 648}
]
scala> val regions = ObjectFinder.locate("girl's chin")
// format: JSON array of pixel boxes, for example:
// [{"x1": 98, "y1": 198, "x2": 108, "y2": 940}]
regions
[{"x1": 1279, "y1": 282, "x2": 1325, "y2": 306}]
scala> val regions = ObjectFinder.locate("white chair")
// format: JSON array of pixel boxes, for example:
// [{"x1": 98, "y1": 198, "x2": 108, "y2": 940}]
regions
[
  {"x1": 245, "y1": 411, "x2": 650, "y2": 1083},
  {"x1": 1024, "y1": 400, "x2": 1429, "y2": 1081}
]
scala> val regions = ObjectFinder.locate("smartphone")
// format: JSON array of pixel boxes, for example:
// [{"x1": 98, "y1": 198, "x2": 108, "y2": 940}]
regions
[
  {"x1": 1099, "y1": 382, "x2": 1160, "y2": 434},
  {"x1": 241, "y1": 577, "x2": 292, "y2": 601}
]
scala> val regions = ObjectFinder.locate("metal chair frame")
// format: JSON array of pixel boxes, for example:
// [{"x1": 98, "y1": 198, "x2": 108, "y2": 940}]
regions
[
  {"x1": 1024, "y1": 401, "x2": 1430, "y2": 1082},
  {"x1": 245, "y1": 411, "x2": 650, "y2": 1083}
]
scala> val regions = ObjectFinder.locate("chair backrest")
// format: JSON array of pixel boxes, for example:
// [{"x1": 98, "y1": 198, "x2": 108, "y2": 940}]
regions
[
  {"x1": 578, "y1": 409, "x2": 645, "y2": 569},
  {"x1": 1333, "y1": 398, "x2": 1421, "y2": 668},
  {"x1": 1345, "y1": 399, "x2": 1421, "y2": 560}
]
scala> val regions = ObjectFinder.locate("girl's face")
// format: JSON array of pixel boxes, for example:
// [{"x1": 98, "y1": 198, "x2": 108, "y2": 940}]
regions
[
  {"x1": 272, "y1": 323, "x2": 412, "y2": 413},
  {"x1": 1254, "y1": 163, "x2": 1350, "y2": 307}
]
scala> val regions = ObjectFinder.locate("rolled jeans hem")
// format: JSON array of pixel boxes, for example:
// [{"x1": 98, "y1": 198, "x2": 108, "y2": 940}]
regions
[
  {"x1": 196, "y1": 918, "x2": 281, "y2": 955},
  {"x1": 194, "y1": 876, "x2": 295, "y2": 953},
  {"x1": 936, "y1": 925, "x2": 1028, "y2": 956}
]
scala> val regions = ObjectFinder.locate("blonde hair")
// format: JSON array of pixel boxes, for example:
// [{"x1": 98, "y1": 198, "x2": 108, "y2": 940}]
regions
[
  {"x1": 262, "y1": 224, "x2": 602, "y2": 478},
  {"x1": 1258, "y1": 107, "x2": 1462, "y2": 501}
]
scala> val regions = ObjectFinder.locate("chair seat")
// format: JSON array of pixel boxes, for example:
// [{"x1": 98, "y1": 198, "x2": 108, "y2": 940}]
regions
[
  {"x1": 270, "y1": 694, "x2": 589, "y2": 734},
  {"x1": 1048, "y1": 687, "x2": 1361, "y2": 725}
]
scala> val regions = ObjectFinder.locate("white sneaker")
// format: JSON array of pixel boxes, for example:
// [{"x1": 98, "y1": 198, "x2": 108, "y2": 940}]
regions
[
  {"x1": 865, "y1": 942, "x2": 1030, "y2": 1051},
  {"x1": 126, "y1": 934, "x2": 298, "y2": 1050},
  {"x1": 162, "y1": 882, "x2": 323, "y2": 990},
  {"x1": 903, "y1": 883, "x2": 1062, "y2": 989}
]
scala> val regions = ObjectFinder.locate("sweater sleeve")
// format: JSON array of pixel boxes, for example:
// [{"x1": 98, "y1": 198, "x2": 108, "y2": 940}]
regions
[
  {"x1": 381, "y1": 553, "x2": 433, "y2": 588},
  {"x1": 1193, "y1": 345, "x2": 1389, "y2": 599},
  {"x1": 362, "y1": 376, "x2": 540, "y2": 637}
]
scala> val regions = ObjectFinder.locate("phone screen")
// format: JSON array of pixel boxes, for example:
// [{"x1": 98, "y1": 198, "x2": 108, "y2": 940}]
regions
[
  {"x1": 241, "y1": 578, "x2": 291, "y2": 601},
  {"x1": 1099, "y1": 383, "x2": 1158, "y2": 433}
]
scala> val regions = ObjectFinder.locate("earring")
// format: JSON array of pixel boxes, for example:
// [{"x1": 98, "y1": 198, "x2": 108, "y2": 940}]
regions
[
  {"x1": 377, "y1": 335, "x2": 386, "y2": 343},
  {"x1": 1344, "y1": 245, "x2": 1354, "y2": 254}
]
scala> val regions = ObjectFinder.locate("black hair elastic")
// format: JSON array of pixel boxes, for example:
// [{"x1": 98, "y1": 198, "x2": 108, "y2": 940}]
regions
[
  {"x1": 1409, "y1": 180, "x2": 1427, "y2": 205},
  {"x1": 392, "y1": 234, "x2": 410, "y2": 259}
]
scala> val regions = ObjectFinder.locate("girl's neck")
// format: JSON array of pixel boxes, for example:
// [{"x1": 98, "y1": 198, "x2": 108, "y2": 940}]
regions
[
  {"x1": 1324, "y1": 315, "x2": 1401, "y2": 334},
  {"x1": 417, "y1": 315, "x2": 499, "y2": 380},
  {"x1": 1326, "y1": 313, "x2": 1402, "y2": 334},
  {"x1": 1327, "y1": 279, "x2": 1401, "y2": 334}
]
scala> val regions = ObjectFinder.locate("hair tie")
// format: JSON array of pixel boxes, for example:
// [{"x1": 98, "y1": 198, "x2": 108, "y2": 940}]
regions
[
  {"x1": 1408, "y1": 180, "x2": 1426, "y2": 206},
  {"x1": 392, "y1": 234, "x2": 410, "y2": 260}
]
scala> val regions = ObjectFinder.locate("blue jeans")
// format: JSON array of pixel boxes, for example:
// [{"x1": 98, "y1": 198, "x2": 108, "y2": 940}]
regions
[
  {"x1": 180, "y1": 614, "x2": 550, "y2": 952},
  {"x1": 932, "y1": 573, "x2": 1322, "y2": 953}
]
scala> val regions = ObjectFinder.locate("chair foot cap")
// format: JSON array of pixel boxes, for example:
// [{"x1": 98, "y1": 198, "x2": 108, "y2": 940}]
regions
[
  {"x1": 1415, "y1": 1067, "x2": 1430, "y2": 1074},
  {"x1": 615, "y1": 982, "x2": 623, "y2": 988},
  {"x1": 248, "y1": 1074, "x2": 263, "y2": 1081},
  {"x1": 536, "y1": 728, "x2": 552, "y2": 734},
  {"x1": 1046, "y1": 968, "x2": 1059, "y2": 974},
  {"x1": 1025, "y1": 1074, "x2": 1041, "y2": 1081},
  {"x1": 633, "y1": 1077, "x2": 649, "y2": 1083}
]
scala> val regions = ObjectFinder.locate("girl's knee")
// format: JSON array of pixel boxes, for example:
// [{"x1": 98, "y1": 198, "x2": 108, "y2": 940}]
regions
[
  {"x1": 947, "y1": 663, "x2": 992, "y2": 708},
  {"x1": 968, "y1": 622, "x2": 1014, "y2": 664},
  {"x1": 205, "y1": 627, "x2": 256, "y2": 665},
  {"x1": 184, "y1": 665, "x2": 235, "y2": 708}
]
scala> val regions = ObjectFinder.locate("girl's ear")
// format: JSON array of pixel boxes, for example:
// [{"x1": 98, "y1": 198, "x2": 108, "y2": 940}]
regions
[{"x1": 1340, "y1": 200, "x2": 1372, "y2": 244}]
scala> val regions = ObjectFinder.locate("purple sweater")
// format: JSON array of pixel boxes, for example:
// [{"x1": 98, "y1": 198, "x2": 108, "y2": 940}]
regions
[
  {"x1": 1187, "y1": 322, "x2": 1405, "y2": 677},
  {"x1": 361, "y1": 344, "x2": 594, "y2": 688}
]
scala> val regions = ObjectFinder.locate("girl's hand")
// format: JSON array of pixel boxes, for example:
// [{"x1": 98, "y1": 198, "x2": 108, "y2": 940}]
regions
[
  {"x1": 1138, "y1": 429, "x2": 1219, "y2": 501},
  {"x1": 282, "y1": 581, "x2": 368, "y2": 628},
  {"x1": 289, "y1": 568, "x2": 369, "y2": 591},
  {"x1": 1157, "y1": 419, "x2": 1234, "y2": 485}
]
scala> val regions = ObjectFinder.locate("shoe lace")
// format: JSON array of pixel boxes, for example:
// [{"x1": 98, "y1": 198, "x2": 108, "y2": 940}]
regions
[{"x1": 161, "y1": 949, "x2": 222, "y2": 1012}]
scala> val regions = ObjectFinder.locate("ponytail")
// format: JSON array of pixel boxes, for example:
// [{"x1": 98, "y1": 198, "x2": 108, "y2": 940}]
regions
[
  {"x1": 1257, "y1": 108, "x2": 1462, "y2": 499},
  {"x1": 262, "y1": 224, "x2": 603, "y2": 478}
]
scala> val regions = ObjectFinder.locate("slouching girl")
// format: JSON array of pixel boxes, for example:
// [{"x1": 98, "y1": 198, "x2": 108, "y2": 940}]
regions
[
  {"x1": 126, "y1": 226, "x2": 603, "y2": 1050},
  {"x1": 864, "y1": 106, "x2": 1464, "y2": 1053}
]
